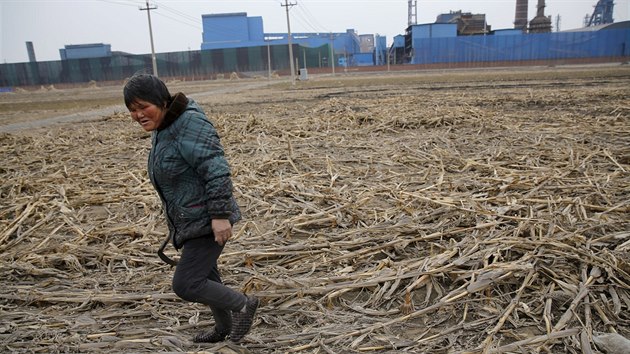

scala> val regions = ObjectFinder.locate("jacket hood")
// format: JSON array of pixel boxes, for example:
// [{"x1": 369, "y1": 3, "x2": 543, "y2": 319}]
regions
[{"x1": 158, "y1": 92, "x2": 189, "y2": 131}]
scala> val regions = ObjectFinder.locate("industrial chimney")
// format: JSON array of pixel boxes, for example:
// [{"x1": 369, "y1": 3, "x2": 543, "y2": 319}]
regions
[
  {"x1": 514, "y1": 0, "x2": 528, "y2": 32},
  {"x1": 408, "y1": 0, "x2": 417, "y2": 27},
  {"x1": 529, "y1": 0, "x2": 552, "y2": 33},
  {"x1": 26, "y1": 41, "x2": 37, "y2": 62}
]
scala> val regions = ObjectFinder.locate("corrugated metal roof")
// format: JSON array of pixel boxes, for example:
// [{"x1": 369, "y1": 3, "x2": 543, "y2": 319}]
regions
[
  {"x1": 562, "y1": 20, "x2": 630, "y2": 32},
  {"x1": 202, "y1": 12, "x2": 247, "y2": 18}
]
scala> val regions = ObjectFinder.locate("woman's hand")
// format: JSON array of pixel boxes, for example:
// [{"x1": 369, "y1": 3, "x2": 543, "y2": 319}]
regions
[{"x1": 212, "y1": 219, "x2": 232, "y2": 246}]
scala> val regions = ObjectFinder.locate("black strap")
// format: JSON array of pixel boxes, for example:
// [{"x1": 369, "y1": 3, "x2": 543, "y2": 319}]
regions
[{"x1": 157, "y1": 233, "x2": 178, "y2": 266}]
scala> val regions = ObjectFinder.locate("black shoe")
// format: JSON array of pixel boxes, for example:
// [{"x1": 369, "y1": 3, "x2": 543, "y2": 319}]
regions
[
  {"x1": 192, "y1": 327, "x2": 230, "y2": 343},
  {"x1": 230, "y1": 295, "x2": 259, "y2": 343}
]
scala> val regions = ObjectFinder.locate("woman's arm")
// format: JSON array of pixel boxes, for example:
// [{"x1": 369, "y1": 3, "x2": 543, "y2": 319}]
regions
[{"x1": 177, "y1": 112, "x2": 235, "y2": 220}]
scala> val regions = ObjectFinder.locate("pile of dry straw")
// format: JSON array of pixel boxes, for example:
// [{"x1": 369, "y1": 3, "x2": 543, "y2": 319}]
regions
[{"x1": 1, "y1": 69, "x2": 629, "y2": 353}]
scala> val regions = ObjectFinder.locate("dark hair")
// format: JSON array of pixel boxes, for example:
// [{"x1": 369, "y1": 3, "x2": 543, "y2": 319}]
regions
[{"x1": 123, "y1": 74, "x2": 171, "y2": 109}]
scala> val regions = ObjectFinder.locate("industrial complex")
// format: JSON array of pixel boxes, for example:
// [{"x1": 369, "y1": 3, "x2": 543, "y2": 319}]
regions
[{"x1": 1, "y1": 0, "x2": 628, "y2": 86}]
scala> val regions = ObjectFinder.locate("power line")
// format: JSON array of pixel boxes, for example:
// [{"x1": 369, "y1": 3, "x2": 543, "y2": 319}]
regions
[
  {"x1": 293, "y1": 6, "x2": 325, "y2": 33},
  {"x1": 153, "y1": 11, "x2": 201, "y2": 31},
  {"x1": 292, "y1": 10, "x2": 319, "y2": 32},
  {"x1": 149, "y1": 2, "x2": 237, "y2": 41},
  {"x1": 95, "y1": 0, "x2": 139, "y2": 8},
  {"x1": 154, "y1": 1, "x2": 200, "y2": 23},
  {"x1": 297, "y1": 0, "x2": 330, "y2": 32}
]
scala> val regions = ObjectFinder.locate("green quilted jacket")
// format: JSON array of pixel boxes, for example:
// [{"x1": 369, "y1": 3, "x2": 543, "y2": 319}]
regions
[{"x1": 148, "y1": 93, "x2": 241, "y2": 249}]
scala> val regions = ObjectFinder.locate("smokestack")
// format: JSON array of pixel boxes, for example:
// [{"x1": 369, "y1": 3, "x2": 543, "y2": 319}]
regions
[
  {"x1": 514, "y1": 0, "x2": 528, "y2": 31},
  {"x1": 26, "y1": 41, "x2": 37, "y2": 62},
  {"x1": 529, "y1": 0, "x2": 552, "y2": 33},
  {"x1": 536, "y1": 0, "x2": 546, "y2": 17}
]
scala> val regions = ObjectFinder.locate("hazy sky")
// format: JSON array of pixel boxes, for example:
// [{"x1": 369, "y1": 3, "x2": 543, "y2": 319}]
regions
[{"x1": 1, "y1": 0, "x2": 629, "y2": 64}]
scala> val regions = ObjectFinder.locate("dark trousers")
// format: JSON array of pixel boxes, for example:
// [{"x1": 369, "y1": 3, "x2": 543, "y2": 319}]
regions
[{"x1": 172, "y1": 236, "x2": 247, "y2": 332}]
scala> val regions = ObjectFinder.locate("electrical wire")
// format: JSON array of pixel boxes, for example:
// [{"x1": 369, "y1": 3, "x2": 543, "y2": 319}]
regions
[
  {"x1": 153, "y1": 1, "x2": 201, "y2": 24},
  {"x1": 95, "y1": 0, "x2": 143, "y2": 8},
  {"x1": 153, "y1": 11, "x2": 201, "y2": 31},
  {"x1": 296, "y1": 0, "x2": 331, "y2": 33},
  {"x1": 293, "y1": 7, "x2": 324, "y2": 33},
  {"x1": 153, "y1": 1, "x2": 202, "y2": 30},
  {"x1": 98, "y1": 0, "x2": 340, "y2": 40},
  {"x1": 153, "y1": 1, "x2": 240, "y2": 37}
]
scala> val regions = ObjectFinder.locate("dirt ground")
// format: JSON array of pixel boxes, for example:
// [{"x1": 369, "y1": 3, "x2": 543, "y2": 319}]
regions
[
  {"x1": 1, "y1": 65, "x2": 629, "y2": 353},
  {"x1": 0, "y1": 79, "x2": 273, "y2": 132}
]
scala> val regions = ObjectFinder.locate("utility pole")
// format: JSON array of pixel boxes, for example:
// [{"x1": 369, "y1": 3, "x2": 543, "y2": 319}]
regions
[
  {"x1": 282, "y1": 0, "x2": 296, "y2": 85},
  {"x1": 267, "y1": 39, "x2": 272, "y2": 80},
  {"x1": 140, "y1": 1, "x2": 158, "y2": 77},
  {"x1": 330, "y1": 33, "x2": 335, "y2": 76}
]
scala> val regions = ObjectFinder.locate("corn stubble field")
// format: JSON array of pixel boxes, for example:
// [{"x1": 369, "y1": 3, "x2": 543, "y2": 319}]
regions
[{"x1": 1, "y1": 66, "x2": 629, "y2": 353}]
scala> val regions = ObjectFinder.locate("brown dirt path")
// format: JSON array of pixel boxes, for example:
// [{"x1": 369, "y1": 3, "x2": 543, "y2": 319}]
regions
[{"x1": 0, "y1": 79, "x2": 275, "y2": 133}]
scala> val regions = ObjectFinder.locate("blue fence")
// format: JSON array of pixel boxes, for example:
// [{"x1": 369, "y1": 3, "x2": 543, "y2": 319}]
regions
[
  {"x1": 411, "y1": 29, "x2": 630, "y2": 64},
  {"x1": 0, "y1": 44, "x2": 329, "y2": 87}
]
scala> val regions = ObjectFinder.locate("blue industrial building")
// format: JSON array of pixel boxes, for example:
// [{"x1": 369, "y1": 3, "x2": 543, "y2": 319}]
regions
[
  {"x1": 374, "y1": 35, "x2": 387, "y2": 66},
  {"x1": 397, "y1": 21, "x2": 630, "y2": 65},
  {"x1": 51, "y1": 9, "x2": 629, "y2": 70},
  {"x1": 201, "y1": 12, "x2": 377, "y2": 67},
  {"x1": 201, "y1": 13, "x2": 265, "y2": 49},
  {"x1": 59, "y1": 43, "x2": 111, "y2": 60}
]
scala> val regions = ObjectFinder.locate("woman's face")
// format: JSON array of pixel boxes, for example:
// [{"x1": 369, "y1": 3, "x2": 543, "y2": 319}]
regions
[{"x1": 128, "y1": 99, "x2": 166, "y2": 132}]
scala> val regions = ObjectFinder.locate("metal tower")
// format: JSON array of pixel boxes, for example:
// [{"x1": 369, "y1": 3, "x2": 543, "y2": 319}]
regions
[
  {"x1": 408, "y1": 1, "x2": 417, "y2": 27},
  {"x1": 587, "y1": 0, "x2": 614, "y2": 26}
]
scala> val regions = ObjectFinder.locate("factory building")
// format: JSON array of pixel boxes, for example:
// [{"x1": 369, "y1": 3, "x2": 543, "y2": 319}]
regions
[
  {"x1": 399, "y1": 21, "x2": 628, "y2": 65},
  {"x1": 59, "y1": 43, "x2": 111, "y2": 60},
  {"x1": 200, "y1": 13, "x2": 265, "y2": 50},
  {"x1": 394, "y1": 0, "x2": 628, "y2": 66},
  {"x1": 436, "y1": 11, "x2": 490, "y2": 36},
  {"x1": 374, "y1": 35, "x2": 388, "y2": 66},
  {"x1": 200, "y1": 12, "x2": 373, "y2": 67},
  {"x1": 194, "y1": 2, "x2": 628, "y2": 69}
]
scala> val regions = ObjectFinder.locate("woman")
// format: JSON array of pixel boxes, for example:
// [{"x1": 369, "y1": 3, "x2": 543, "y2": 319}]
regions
[{"x1": 123, "y1": 74, "x2": 258, "y2": 344}]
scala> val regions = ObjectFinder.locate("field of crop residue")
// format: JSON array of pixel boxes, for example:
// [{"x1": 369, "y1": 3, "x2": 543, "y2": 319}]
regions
[{"x1": 1, "y1": 66, "x2": 629, "y2": 353}]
